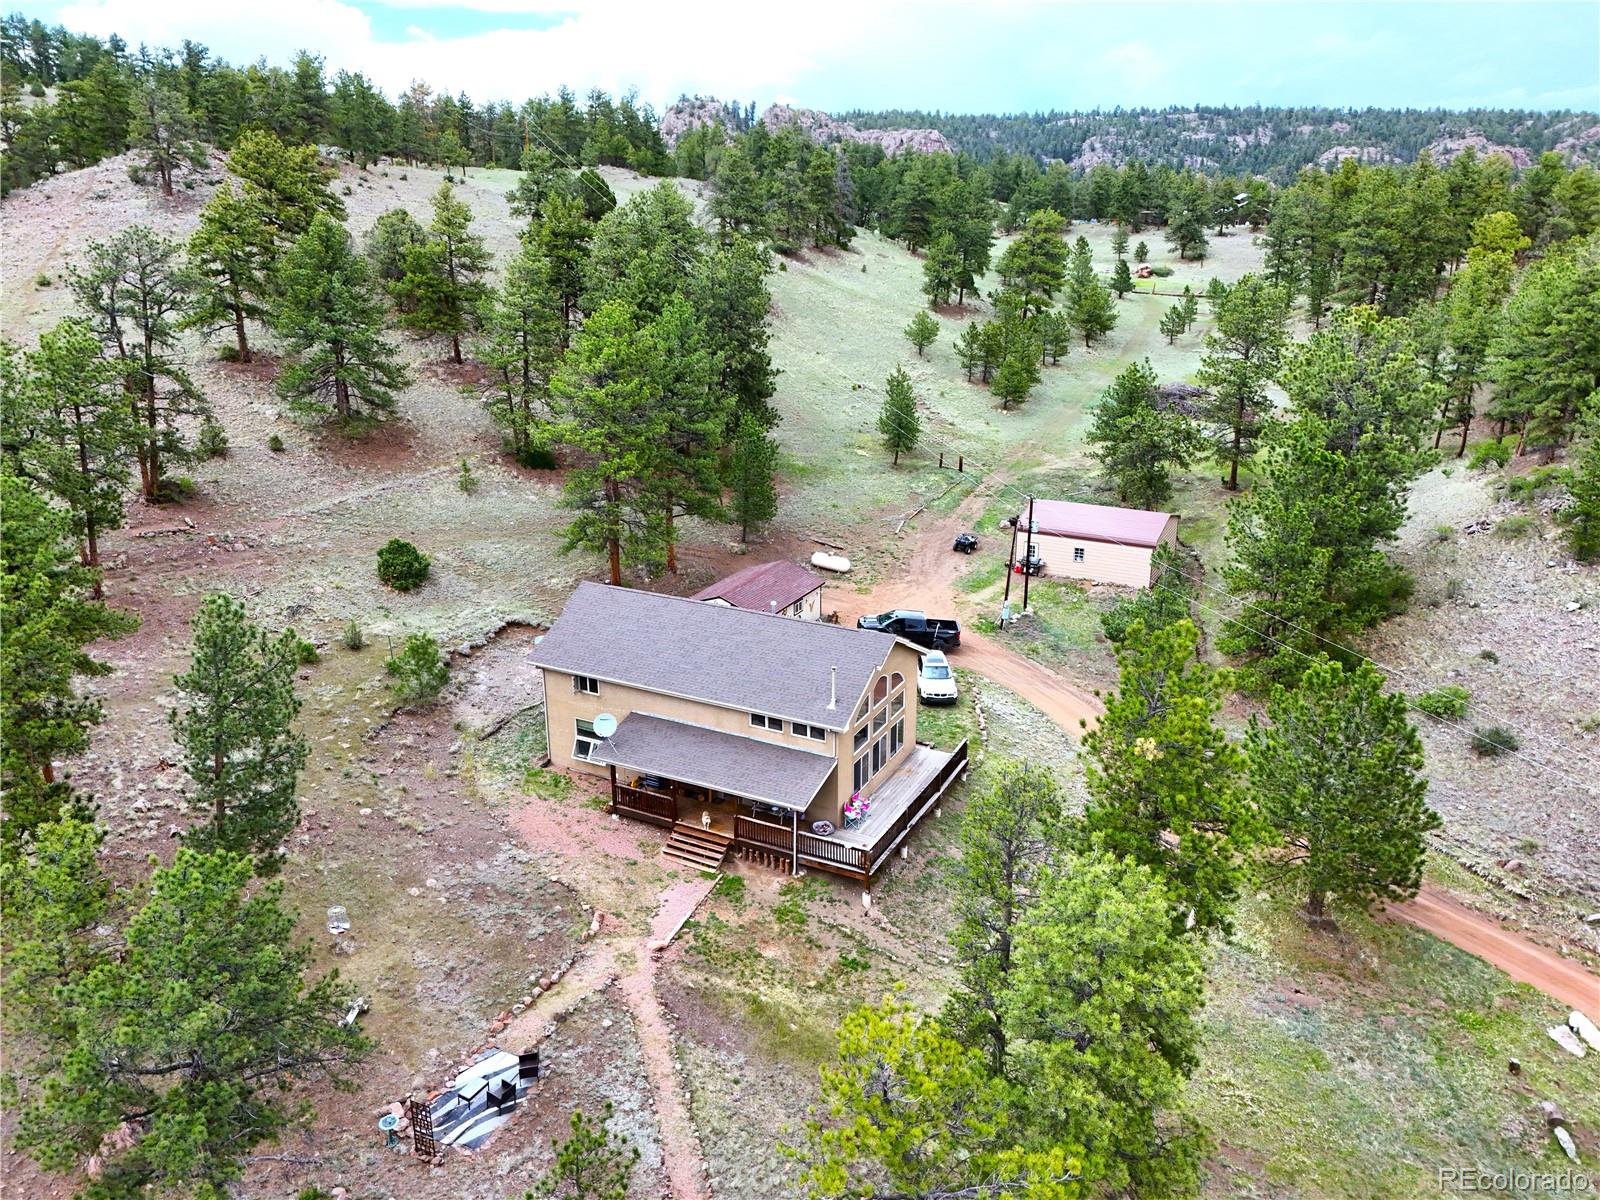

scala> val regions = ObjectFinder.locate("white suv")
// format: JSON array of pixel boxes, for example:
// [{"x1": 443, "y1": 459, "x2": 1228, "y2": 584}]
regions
[{"x1": 918, "y1": 651, "x2": 958, "y2": 705}]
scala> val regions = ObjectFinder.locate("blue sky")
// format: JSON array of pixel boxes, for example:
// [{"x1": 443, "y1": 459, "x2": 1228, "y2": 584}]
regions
[{"x1": 34, "y1": 0, "x2": 1600, "y2": 114}]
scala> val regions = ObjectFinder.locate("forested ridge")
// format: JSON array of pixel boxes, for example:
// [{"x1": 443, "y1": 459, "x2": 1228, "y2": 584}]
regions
[{"x1": 838, "y1": 104, "x2": 1600, "y2": 178}]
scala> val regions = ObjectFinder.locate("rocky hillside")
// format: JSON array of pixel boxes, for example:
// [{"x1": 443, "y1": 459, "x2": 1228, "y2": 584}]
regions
[
  {"x1": 757, "y1": 104, "x2": 953, "y2": 156},
  {"x1": 658, "y1": 95, "x2": 752, "y2": 147}
]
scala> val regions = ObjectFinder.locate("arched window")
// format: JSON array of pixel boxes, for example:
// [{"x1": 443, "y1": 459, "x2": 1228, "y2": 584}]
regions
[
  {"x1": 873, "y1": 675, "x2": 889, "y2": 703},
  {"x1": 890, "y1": 672, "x2": 904, "y2": 692}
]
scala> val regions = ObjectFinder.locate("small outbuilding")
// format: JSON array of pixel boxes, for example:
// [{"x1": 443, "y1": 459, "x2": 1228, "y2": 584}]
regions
[
  {"x1": 1016, "y1": 499, "x2": 1179, "y2": 589},
  {"x1": 691, "y1": 560, "x2": 824, "y2": 619}
]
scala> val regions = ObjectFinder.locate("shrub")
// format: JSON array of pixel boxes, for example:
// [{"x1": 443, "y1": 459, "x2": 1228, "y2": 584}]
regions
[
  {"x1": 341, "y1": 620, "x2": 366, "y2": 650},
  {"x1": 268, "y1": 433, "x2": 286, "y2": 452},
  {"x1": 217, "y1": 344, "x2": 242, "y2": 362},
  {"x1": 1470, "y1": 725, "x2": 1520, "y2": 756},
  {"x1": 1493, "y1": 514, "x2": 1536, "y2": 539},
  {"x1": 126, "y1": 163, "x2": 146, "y2": 186},
  {"x1": 1432, "y1": 523, "x2": 1454, "y2": 543},
  {"x1": 515, "y1": 443, "x2": 558, "y2": 470},
  {"x1": 1468, "y1": 439, "x2": 1513, "y2": 470},
  {"x1": 457, "y1": 458, "x2": 478, "y2": 494},
  {"x1": 34, "y1": 272, "x2": 49, "y2": 288},
  {"x1": 1414, "y1": 685, "x2": 1470, "y2": 719},
  {"x1": 153, "y1": 475, "x2": 195, "y2": 502},
  {"x1": 1477, "y1": 648, "x2": 1499, "y2": 664},
  {"x1": 283, "y1": 628, "x2": 319, "y2": 664},
  {"x1": 1149, "y1": 264, "x2": 1174, "y2": 277},
  {"x1": 195, "y1": 418, "x2": 229, "y2": 459},
  {"x1": 386, "y1": 633, "x2": 448, "y2": 706},
  {"x1": 376, "y1": 538, "x2": 430, "y2": 591}
]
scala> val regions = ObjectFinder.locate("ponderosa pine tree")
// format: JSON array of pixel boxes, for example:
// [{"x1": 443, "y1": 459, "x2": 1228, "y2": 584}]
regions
[
  {"x1": 1080, "y1": 618, "x2": 1255, "y2": 936},
  {"x1": 527, "y1": 1102, "x2": 639, "y2": 1200},
  {"x1": 506, "y1": 146, "x2": 567, "y2": 224},
  {"x1": 0, "y1": 474, "x2": 137, "y2": 851},
  {"x1": 553, "y1": 300, "x2": 670, "y2": 582},
  {"x1": 1110, "y1": 256, "x2": 1134, "y2": 299},
  {"x1": 727, "y1": 410, "x2": 778, "y2": 543},
  {"x1": 271, "y1": 213, "x2": 410, "y2": 425},
  {"x1": 1165, "y1": 178, "x2": 1209, "y2": 261},
  {"x1": 68, "y1": 226, "x2": 209, "y2": 501},
  {"x1": 7, "y1": 319, "x2": 138, "y2": 586},
  {"x1": 1086, "y1": 360, "x2": 1204, "y2": 509},
  {"x1": 5, "y1": 845, "x2": 369, "y2": 1195},
  {"x1": 707, "y1": 141, "x2": 768, "y2": 242},
  {"x1": 954, "y1": 321, "x2": 986, "y2": 382},
  {"x1": 328, "y1": 69, "x2": 390, "y2": 168},
  {"x1": 921, "y1": 231, "x2": 961, "y2": 308},
  {"x1": 478, "y1": 241, "x2": 563, "y2": 462},
  {"x1": 170, "y1": 593, "x2": 309, "y2": 874},
  {"x1": 995, "y1": 207, "x2": 1068, "y2": 318},
  {"x1": 1036, "y1": 308, "x2": 1071, "y2": 365},
  {"x1": 1160, "y1": 305, "x2": 1187, "y2": 344},
  {"x1": 650, "y1": 295, "x2": 728, "y2": 573},
  {"x1": 186, "y1": 182, "x2": 275, "y2": 362},
  {"x1": 944, "y1": 761, "x2": 1065, "y2": 1076},
  {"x1": 878, "y1": 366, "x2": 919, "y2": 465},
  {"x1": 1194, "y1": 273, "x2": 1290, "y2": 489},
  {"x1": 422, "y1": 179, "x2": 491, "y2": 361},
  {"x1": 582, "y1": 182, "x2": 702, "y2": 320},
  {"x1": 904, "y1": 308, "x2": 938, "y2": 358},
  {"x1": 1111, "y1": 224, "x2": 1130, "y2": 259},
  {"x1": 690, "y1": 237, "x2": 778, "y2": 430},
  {"x1": 1134, "y1": 240, "x2": 1149, "y2": 262},
  {"x1": 227, "y1": 128, "x2": 345, "y2": 256},
  {"x1": 1247, "y1": 656, "x2": 1438, "y2": 925},
  {"x1": 991, "y1": 350, "x2": 1039, "y2": 410},
  {"x1": 1065, "y1": 241, "x2": 1118, "y2": 347},
  {"x1": 129, "y1": 75, "x2": 204, "y2": 197}
]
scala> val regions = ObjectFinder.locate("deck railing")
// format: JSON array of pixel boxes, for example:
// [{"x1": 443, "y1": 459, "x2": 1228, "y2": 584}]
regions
[
  {"x1": 865, "y1": 738, "x2": 969, "y2": 875},
  {"x1": 613, "y1": 784, "x2": 677, "y2": 827}
]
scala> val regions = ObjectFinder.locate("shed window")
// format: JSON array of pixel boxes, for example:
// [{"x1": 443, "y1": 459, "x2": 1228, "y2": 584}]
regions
[
  {"x1": 1073, "y1": 547, "x2": 1085, "y2": 563},
  {"x1": 573, "y1": 674, "x2": 600, "y2": 695}
]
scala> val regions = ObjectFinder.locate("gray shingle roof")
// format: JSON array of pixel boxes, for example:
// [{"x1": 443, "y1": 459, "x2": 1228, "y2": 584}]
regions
[
  {"x1": 588, "y1": 713, "x2": 835, "y2": 810},
  {"x1": 530, "y1": 582, "x2": 893, "y2": 731}
]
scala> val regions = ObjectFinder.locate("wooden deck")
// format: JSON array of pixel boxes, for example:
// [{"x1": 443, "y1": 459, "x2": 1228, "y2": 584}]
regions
[{"x1": 827, "y1": 745, "x2": 953, "y2": 851}]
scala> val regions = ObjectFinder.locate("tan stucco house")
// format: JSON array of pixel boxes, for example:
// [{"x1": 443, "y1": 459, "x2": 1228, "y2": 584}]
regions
[
  {"x1": 690, "y1": 560, "x2": 824, "y2": 620},
  {"x1": 530, "y1": 583, "x2": 967, "y2": 879},
  {"x1": 1018, "y1": 499, "x2": 1179, "y2": 589}
]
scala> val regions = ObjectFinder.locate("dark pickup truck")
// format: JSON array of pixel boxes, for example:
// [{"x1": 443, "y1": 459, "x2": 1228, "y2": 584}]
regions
[{"x1": 856, "y1": 609, "x2": 961, "y2": 650}]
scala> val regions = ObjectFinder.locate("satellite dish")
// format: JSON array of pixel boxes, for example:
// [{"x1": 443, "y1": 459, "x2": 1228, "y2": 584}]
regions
[
  {"x1": 533, "y1": 635, "x2": 545, "y2": 645},
  {"x1": 592, "y1": 713, "x2": 618, "y2": 739}
]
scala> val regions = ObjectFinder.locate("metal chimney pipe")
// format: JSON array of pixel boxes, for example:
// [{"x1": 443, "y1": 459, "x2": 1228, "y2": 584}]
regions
[{"x1": 827, "y1": 665, "x2": 837, "y2": 710}]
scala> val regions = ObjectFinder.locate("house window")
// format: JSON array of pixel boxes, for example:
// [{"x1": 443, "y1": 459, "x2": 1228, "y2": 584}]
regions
[
  {"x1": 573, "y1": 674, "x2": 600, "y2": 695},
  {"x1": 890, "y1": 719, "x2": 904, "y2": 757},
  {"x1": 873, "y1": 676, "x2": 889, "y2": 703},
  {"x1": 854, "y1": 696, "x2": 869, "y2": 723},
  {"x1": 890, "y1": 672, "x2": 904, "y2": 691},
  {"x1": 890, "y1": 692, "x2": 905, "y2": 716},
  {"x1": 1073, "y1": 547, "x2": 1085, "y2": 563},
  {"x1": 791, "y1": 721, "x2": 826, "y2": 741},
  {"x1": 872, "y1": 735, "x2": 887, "y2": 774},
  {"x1": 853, "y1": 726, "x2": 869, "y2": 753},
  {"x1": 853, "y1": 754, "x2": 870, "y2": 792},
  {"x1": 750, "y1": 713, "x2": 782, "y2": 731},
  {"x1": 573, "y1": 719, "x2": 600, "y2": 762},
  {"x1": 872, "y1": 707, "x2": 887, "y2": 734}
]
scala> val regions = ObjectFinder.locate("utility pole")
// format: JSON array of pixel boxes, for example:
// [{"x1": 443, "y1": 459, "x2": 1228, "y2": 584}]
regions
[
  {"x1": 1021, "y1": 494, "x2": 1037, "y2": 613},
  {"x1": 1000, "y1": 502, "x2": 1020, "y2": 629},
  {"x1": 523, "y1": 117, "x2": 529, "y2": 155}
]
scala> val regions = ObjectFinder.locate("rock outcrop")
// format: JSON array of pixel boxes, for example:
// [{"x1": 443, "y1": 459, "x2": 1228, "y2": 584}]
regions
[
  {"x1": 759, "y1": 104, "x2": 954, "y2": 157},
  {"x1": 659, "y1": 95, "x2": 747, "y2": 149},
  {"x1": 1424, "y1": 132, "x2": 1533, "y2": 168}
]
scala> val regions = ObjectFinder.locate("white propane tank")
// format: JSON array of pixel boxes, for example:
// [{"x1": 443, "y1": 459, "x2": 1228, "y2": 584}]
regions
[{"x1": 810, "y1": 551, "x2": 851, "y2": 573}]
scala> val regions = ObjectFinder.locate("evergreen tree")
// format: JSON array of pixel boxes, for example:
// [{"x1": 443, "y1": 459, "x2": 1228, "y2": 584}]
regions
[
  {"x1": 944, "y1": 761, "x2": 1064, "y2": 1076},
  {"x1": 921, "y1": 231, "x2": 961, "y2": 308},
  {"x1": 6, "y1": 846, "x2": 368, "y2": 1195},
  {"x1": 1159, "y1": 305, "x2": 1187, "y2": 344},
  {"x1": 386, "y1": 633, "x2": 449, "y2": 705},
  {"x1": 582, "y1": 181, "x2": 702, "y2": 320},
  {"x1": 1247, "y1": 657, "x2": 1438, "y2": 924},
  {"x1": 427, "y1": 180, "x2": 491, "y2": 361},
  {"x1": 1036, "y1": 308, "x2": 1072, "y2": 365},
  {"x1": 227, "y1": 128, "x2": 345, "y2": 256},
  {"x1": 953, "y1": 321, "x2": 986, "y2": 382},
  {"x1": 1081, "y1": 619, "x2": 1255, "y2": 936},
  {"x1": 1134, "y1": 240, "x2": 1149, "y2": 262},
  {"x1": 0, "y1": 475, "x2": 136, "y2": 850},
  {"x1": 186, "y1": 182, "x2": 274, "y2": 362},
  {"x1": 878, "y1": 366, "x2": 919, "y2": 465},
  {"x1": 650, "y1": 296, "x2": 728, "y2": 573},
  {"x1": 477, "y1": 241, "x2": 563, "y2": 461},
  {"x1": 6, "y1": 320, "x2": 137, "y2": 586},
  {"x1": 1065, "y1": 242, "x2": 1118, "y2": 347},
  {"x1": 707, "y1": 141, "x2": 768, "y2": 242},
  {"x1": 991, "y1": 350, "x2": 1039, "y2": 410},
  {"x1": 363, "y1": 207, "x2": 428, "y2": 299},
  {"x1": 727, "y1": 410, "x2": 778, "y2": 542},
  {"x1": 1561, "y1": 404, "x2": 1600, "y2": 562},
  {"x1": 533, "y1": 192, "x2": 592, "y2": 338},
  {"x1": 271, "y1": 214, "x2": 410, "y2": 424},
  {"x1": 171, "y1": 594, "x2": 308, "y2": 874},
  {"x1": 527, "y1": 1102, "x2": 639, "y2": 1200},
  {"x1": 904, "y1": 308, "x2": 938, "y2": 358},
  {"x1": 1194, "y1": 273, "x2": 1290, "y2": 489},
  {"x1": 691, "y1": 237, "x2": 778, "y2": 429},
  {"x1": 1110, "y1": 256, "x2": 1134, "y2": 299},
  {"x1": 1111, "y1": 224, "x2": 1130, "y2": 258},
  {"x1": 328, "y1": 69, "x2": 391, "y2": 168},
  {"x1": 553, "y1": 301, "x2": 671, "y2": 582},
  {"x1": 68, "y1": 226, "x2": 208, "y2": 501},
  {"x1": 507, "y1": 146, "x2": 567, "y2": 224},
  {"x1": 1180, "y1": 285, "x2": 1200, "y2": 329},
  {"x1": 1165, "y1": 179, "x2": 1209, "y2": 261},
  {"x1": 995, "y1": 207, "x2": 1068, "y2": 318},
  {"x1": 129, "y1": 75, "x2": 203, "y2": 197},
  {"x1": 1086, "y1": 360, "x2": 1204, "y2": 509}
]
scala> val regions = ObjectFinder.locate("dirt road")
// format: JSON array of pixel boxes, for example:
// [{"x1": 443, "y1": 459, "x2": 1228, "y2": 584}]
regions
[
  {"x1": 864, "y1": 493, "x2": 1597, "y2": 1017},
  {"x1": 1388, "y1": 887, "x2": 1599, "y2": 1014}
]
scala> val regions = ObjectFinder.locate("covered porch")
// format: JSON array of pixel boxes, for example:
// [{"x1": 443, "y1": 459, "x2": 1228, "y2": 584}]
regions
[{"x1": 593, "y1": 713, "x2": 968, "y2": 882}]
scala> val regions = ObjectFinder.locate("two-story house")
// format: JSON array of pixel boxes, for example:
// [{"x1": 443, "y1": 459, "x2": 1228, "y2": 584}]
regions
[{"x1": 530, "y1": 582, "x2": 967, "y2": 879}]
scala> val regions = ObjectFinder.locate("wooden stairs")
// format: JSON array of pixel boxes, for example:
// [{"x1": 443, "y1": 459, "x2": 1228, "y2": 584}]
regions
[{"x1": 662, "y1": 821, "x2": 733, "y2": 873}]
